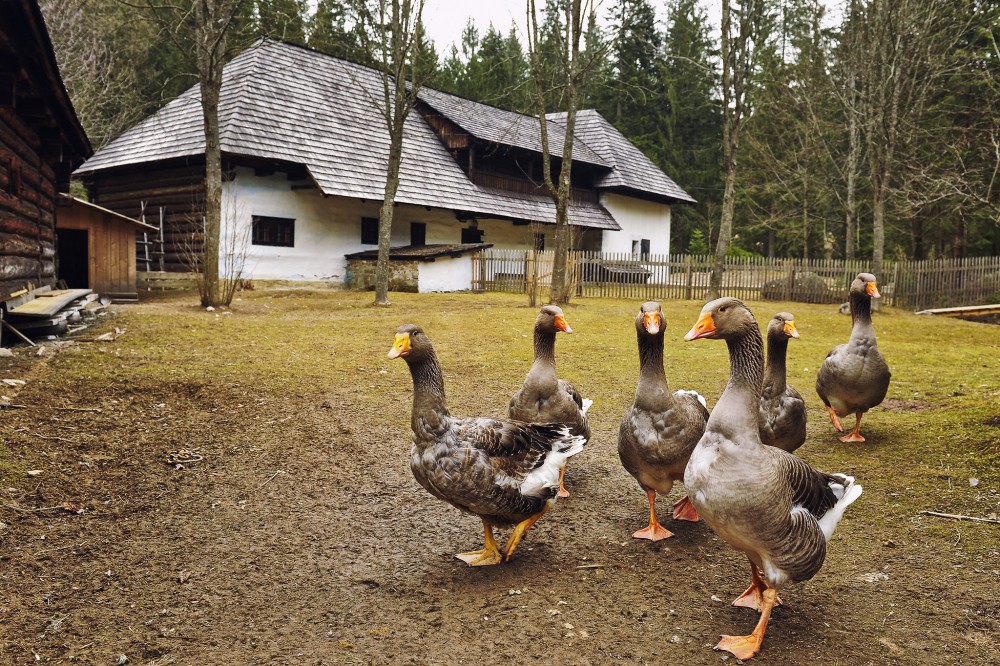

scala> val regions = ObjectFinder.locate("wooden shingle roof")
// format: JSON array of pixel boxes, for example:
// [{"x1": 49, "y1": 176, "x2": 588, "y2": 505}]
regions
[
  {"x1": 416, "y1": 88, "x2": 607, "y2": 167},
  {"x1": 549, "y1": 110, "x2": 696, "y2": 204},
  {"x1": 77, "y1": 40, "x2": 690, "y2": 229}
]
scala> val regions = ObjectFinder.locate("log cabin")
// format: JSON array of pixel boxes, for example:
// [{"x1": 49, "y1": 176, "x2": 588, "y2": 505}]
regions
[{"x1": 0, "y1": 0, "x2": 92, "y2": 303}]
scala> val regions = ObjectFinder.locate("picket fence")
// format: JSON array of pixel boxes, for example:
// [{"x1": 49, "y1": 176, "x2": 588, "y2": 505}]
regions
[{"x1": 470, "y1": 250, "x2": 1000, "y2": 311}]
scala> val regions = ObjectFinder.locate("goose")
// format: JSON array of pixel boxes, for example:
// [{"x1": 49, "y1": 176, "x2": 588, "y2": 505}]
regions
[
  {"x1": 758, "y1": 313, "x2": 807, "y2": 453},
  {"x1": 618, "y1": 301, "x2": 708, "y2": 540},
  {"x1": 389, "y1": 324, "x2": 584, "y2": 566},
  {"x1": 684, "y1": 297, "x2": 863, "y2": 660},
  {"x1": 509, "y1": 305, "x2": 592, "y2": 496},
  {"x1": 816, "y1": 273, "x2": 891, "y2": 442}
]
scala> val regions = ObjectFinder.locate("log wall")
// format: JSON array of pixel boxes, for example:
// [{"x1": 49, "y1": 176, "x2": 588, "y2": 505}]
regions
[
  {"x1": 84, "y1": 162, "x2": 206, "y2": 273},
  {"x1": 0, "y1": 106, "x2": 58, "y2": 300}
]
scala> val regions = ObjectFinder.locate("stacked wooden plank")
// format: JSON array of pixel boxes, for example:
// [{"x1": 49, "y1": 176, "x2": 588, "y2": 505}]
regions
[{"x1": 2, "y1": 288, "x2": 102, "y2": 343}]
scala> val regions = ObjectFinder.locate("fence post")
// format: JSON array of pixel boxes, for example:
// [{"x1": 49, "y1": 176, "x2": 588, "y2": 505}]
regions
[
  {"x1": 891, "y1": 262, "x2": 899, "y2": 307},
  {"x1": 685, "y1": 256, "x2": 693, "y2": 300}
]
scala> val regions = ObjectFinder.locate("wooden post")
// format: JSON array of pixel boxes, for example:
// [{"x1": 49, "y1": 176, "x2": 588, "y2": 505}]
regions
[
  {"x1": 158, "y1": 207, "x2": 165, "y2": 272},
  {"x1": 891, "y1": 262, "x2": 900, "y2": 307},
  {"x1": 685, "y1": 256, "x2": 693, "y2": 300}
]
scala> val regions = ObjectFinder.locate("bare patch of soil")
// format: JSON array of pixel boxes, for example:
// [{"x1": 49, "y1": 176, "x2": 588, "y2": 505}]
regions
[{"x1": 1, "y1": 291, "x2": 998, "y2": 665}]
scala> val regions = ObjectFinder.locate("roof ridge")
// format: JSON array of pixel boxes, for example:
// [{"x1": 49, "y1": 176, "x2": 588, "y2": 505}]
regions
[{"x1": 219, "y1": 41, "x2": 268, "y2": 147}]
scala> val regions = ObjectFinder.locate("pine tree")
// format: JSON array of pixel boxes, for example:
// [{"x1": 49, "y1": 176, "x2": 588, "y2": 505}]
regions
[
  {"x1": 308, "y1": 0, "x2": 365, "y2": 61},
  {"x1": 661, "y1": 0, "x2": 722, "y2": 256},
  {"x1": 595, "y1": 0, "x2": 665, "y2": 156},
  {"x1": 256, "y1": 0, "x2": 309, "y2": 44}
]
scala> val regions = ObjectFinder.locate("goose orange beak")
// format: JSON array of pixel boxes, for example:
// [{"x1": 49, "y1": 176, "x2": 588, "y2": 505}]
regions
[
  {"x1": 554, "y1": 315, "x2": 573, "y2": 334},
  {"x1": 387, "y1": 332, "x2": 411, "y2": 359},
  {"x1": 643, "y1": 312, "x2": 661, "y2": 335},
  {"x1": 784, "y1": 321, "x2": 800, "y2": 339},
  {"x1": 866, "y1": 281, "x2": 881, "y2": 299},
  {"x1": 684, "y1": 312, "x2": 716, "y2": 341}
]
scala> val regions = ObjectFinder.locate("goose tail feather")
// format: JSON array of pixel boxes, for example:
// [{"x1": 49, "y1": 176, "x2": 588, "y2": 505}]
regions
[{"x1": 818, "y1": 474, "x2": 862, "y2": 541}]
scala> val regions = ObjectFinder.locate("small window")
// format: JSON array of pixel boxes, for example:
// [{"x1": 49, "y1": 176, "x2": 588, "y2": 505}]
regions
[
  {"x1": 252, "y1": 216, "x2": 294, "y2": 247},
  {"x1": 533, "y1": 233, "x2": 545, "y2": 251},
  {"x1": 361, "y1": 217, "x2": 379, "y2": 245},
  {"x1": 632, "y1": 238, "x2": 650, "y2": 260},
  {"x1": 410, "y1": 222, "x2": 426, "y2": 246},
  {"x1": 461, "y1": 226, "x2": 484, "y2": 244}
]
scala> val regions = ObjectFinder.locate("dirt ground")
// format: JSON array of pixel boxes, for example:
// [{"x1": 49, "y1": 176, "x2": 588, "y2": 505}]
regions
[{"x1": 1, "y1": 290, "x2": 997, "y2": 665}]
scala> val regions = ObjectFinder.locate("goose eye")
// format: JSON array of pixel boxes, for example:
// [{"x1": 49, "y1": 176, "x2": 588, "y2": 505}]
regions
[{"x1": 720, "y1": 306, "x2": 727, "y2": 313}]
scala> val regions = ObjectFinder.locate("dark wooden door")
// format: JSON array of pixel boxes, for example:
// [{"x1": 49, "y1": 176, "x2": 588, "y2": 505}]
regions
[{"x1": 57, "y1": 228, "x2": 89, "y2": 288}]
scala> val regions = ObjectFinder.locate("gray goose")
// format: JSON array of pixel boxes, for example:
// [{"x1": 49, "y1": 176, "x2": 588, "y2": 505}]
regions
[
  {"x1": 758, "y1": 313, "x2": 807, "y2": 453},
  {"x1": 509, "y1": 305, "x2": 592, "y2": 496},
  {"x1": 816, "y1": 273, "x2": 891, "y2": 442},
  {"x1": 389, "y1": 324, "x2": 584, "y2": 566},
  {"x1": 684, "y1": 298, "x2": 862, "y2": 660},
  {"x1": 618, "y1": 301, "x2": 708, "y2": 540}
]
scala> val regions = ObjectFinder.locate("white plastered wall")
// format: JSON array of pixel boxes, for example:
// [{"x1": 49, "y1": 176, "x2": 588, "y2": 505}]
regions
[
  {"x1": 221, "y1": 169, "x2": 665, "y2": 284},
  {"x1": 417, "y1": 256, "x2": 473, "y2": 292},
  {"x1": 598, "y1": 192, "x2": 671, "y2": 256}
]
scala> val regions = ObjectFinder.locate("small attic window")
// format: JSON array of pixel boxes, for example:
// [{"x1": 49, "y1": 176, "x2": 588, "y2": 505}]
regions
[{"x1": 252, "y1": 215, "x2": 295, "y2": 247}]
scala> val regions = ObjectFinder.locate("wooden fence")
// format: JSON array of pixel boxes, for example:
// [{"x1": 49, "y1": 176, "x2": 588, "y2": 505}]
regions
[{"x1": 471, "y1": 250, "x2": 1000, "y2": 311}]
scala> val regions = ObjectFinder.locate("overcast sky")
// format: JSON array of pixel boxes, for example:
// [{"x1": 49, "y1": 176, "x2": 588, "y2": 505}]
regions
[
  {"x1": 418, "y1": 1, "x2": 839, "y2": 55},
  {"x1": 419, "y1": 0, "x2": 627, "y2": 54}
]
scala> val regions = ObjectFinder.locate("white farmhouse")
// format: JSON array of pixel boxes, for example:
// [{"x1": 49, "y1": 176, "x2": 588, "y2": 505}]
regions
[{"x1": 75, "y1": 39, "x2": 694, "y2": 292}]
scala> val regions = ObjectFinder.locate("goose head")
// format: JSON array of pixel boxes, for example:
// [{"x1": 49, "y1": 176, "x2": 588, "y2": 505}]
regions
[
  {"x1": 852, "y1": 273, "x2": 880, "y2": 299},
  {"x1": 536, "y1": 305, "x2": 573, "y2": 334},
  {"x1": 768, "y1": 312, "x2": 799, "y2": 340},
  {"x1": 684, "y1": 297, "x2": 757, "y2": 342},
  {"x1": 635, "y1": 301, "x2": 664, "y2": 336},
  {"x1": 388, "y1": 323, "x2": 434, "y2": 363}
]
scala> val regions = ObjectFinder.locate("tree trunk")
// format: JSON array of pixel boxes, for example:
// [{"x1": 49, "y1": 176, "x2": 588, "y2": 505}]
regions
[
  {"x1": 845, "y1": 74, "x2": 860, "y2": 261},
  {"x1": 197, "y1": 7, "x2": 225, "y2": 308},
  {"x1": 872, "y1": 173, "x2": 886, "y2": 279},
  {"x1": 375, "y1": 129, "x2": 404, "y2": 306},
  {"x1": 710, "y1": 160, "x2": 737, "y2": 299}
]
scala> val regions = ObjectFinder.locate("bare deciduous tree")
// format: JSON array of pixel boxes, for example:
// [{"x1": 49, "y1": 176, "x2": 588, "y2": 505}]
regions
[
  {"x1": 140, "y1": 0, "x2": 244, "y2": 307},
  {"x1": 851, "y1": 0, "x2": 971, "y2": 275},
  {"x1": 709, "y1": 0, "x2": 774, "y2": 299},
  {"x1": 353, "y1": 0, "x2": 427, "y2": 307},
  {"x1": 526, "y1": 0, "x2": 600, "y2": 306}
]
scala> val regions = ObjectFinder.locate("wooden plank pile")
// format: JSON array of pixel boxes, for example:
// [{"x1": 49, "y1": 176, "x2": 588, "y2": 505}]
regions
[{"x1": 2, "y1": 287, "x2": 106, "y2": 345}]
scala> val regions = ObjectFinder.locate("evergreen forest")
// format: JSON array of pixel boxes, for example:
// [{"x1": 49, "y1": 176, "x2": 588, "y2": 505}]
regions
[{"x1": 42, "y1": 0, "x2": 1000, "y2": 261}]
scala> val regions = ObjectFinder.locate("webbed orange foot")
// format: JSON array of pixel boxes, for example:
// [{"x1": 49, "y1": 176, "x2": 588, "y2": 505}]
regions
[
  {"x1": 715, "y1": 633, "x2": 763, "y2": 660},
  {"x1": 672, "y1": 495, "x2": 700, "y2": 522},
  {"x1": 632, "y1": 522, "x2": 674, "y2": 541},
  {"x1": 455, "y1": 548, "x2": 502, "y2": 566}
]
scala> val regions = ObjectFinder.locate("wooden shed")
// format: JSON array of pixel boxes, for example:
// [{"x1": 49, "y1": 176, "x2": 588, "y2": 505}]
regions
[
  {"x1": 0, "y1": 0, "x2": 92, "y2": 303},
  {"x1": 55, "y1": 196, "x2": 155, "y2": 300}
]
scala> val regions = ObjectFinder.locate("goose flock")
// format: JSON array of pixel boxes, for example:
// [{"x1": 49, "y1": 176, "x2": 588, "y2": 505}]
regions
[{"x1": 388, "y1": 273, "x2": 890, "y2": 660}]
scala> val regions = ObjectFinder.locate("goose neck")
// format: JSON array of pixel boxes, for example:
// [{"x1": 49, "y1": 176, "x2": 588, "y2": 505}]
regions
[
  {"x1": 764, "y1": 335, "x2": 788, "y2": 394},
  {"x1": 850, "y1": 291, "x2": 874, "y2": 327},
  {"x1": 726, "y1": 328, "x2": 764, "y2": 396},
  {"x1": 636, "y1": 332, "x2": 668, "y2": 389},
  {"x1": 406, "y1": 353, "x2": 451, "y2": 429},
  {"x1": 708, "y1": 329, "x2": 764, "y2": 434}
]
